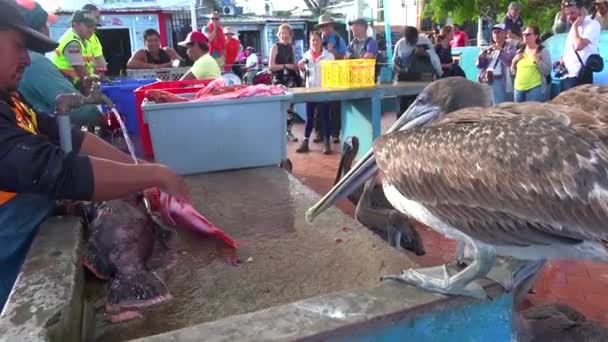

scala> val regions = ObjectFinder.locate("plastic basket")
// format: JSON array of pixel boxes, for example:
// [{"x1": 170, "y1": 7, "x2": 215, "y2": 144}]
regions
[
  {"x1": 321, "y1": 59, "x2": 376, "y2": 88},
  {"x1": 100, "y1": 79, "x2": 157, "y2": 135},
  {"x1": 126, "y1": 67, "x2": 190, "y2": 81},
  {"x1": 133, "y1": 79, "x2": 214, "y2": 156}
]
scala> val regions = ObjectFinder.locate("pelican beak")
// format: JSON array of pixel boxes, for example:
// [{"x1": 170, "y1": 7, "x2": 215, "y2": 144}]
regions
[
  {"x1": 305, "y1": 97, "x2": 437, "y2": 223},
  {"x1": 306, "y1": 148, "x2": 379, "y2": 223}
]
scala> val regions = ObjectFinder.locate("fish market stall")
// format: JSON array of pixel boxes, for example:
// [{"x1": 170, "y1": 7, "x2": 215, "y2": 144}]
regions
[
  {"x1": 1, "y1": 81, "x2": 518, "y2": 342},
  {"x1": 291, "y1": 82, "x2": 429, "y2": 160}
]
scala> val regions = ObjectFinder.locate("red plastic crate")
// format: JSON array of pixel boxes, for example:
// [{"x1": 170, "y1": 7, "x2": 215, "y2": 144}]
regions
[{"x1": 134, "y1": 79, "x2": 213, "y2": 156}]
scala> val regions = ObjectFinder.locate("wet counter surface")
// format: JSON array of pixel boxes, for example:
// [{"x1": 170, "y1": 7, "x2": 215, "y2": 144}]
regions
[{"x1": 87, "y1": 166, "x2": 417, "y2": 341}]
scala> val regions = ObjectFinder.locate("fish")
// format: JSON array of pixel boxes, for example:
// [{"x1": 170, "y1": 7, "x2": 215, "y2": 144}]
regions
[
  {"x1": 81, "y1": 194, "x2": 175, "y2": 323},
  {"x1": 144, "y1": 79, "x2": 286, "y2": 104},
  {"x1": 144, "y1": 188, "x2": 238, "y2": 249}
]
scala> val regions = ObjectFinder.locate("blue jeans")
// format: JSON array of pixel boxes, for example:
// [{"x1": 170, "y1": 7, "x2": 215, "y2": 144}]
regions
[
  {"x1": 0, "y1": 194, "x2": 55, "y2": 311},
  {"x1": 514, "y1": 85, "x2": 545, "y2": 103},
  {"x1": 491, "y1": 79, "x2": 509, "y2": 105},
  {"x1": 560, "y1": 77, "x2": 579, "y2": 92}
]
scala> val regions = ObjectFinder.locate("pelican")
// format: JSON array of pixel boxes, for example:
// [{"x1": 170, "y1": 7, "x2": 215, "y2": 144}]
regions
[{"x1": 307, "y1": 77, "x2": 608, "y2": 299}]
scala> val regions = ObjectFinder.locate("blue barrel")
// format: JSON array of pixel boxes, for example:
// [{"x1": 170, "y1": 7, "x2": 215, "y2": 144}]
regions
[{"x1": 101, "y1": 79, "x2": 156, "y2": 135}]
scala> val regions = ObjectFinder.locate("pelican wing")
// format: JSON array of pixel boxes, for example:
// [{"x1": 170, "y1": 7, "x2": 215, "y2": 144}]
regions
[
  {"x1": 375, "y1": 105, "x2": 608, "y2": 247},
  {"x1": 550, "y1": 84, "x2": 608, "y2": 120}
]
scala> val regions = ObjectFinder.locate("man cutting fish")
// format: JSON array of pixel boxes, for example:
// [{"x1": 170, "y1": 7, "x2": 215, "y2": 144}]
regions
[{"x1": 0, "y1": 0, "x2": 190, "y2": 311}]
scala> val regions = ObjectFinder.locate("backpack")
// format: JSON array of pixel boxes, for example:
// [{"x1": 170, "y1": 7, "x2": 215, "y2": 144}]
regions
[{"x1": 398, "y1": 47, "x2": 436, "y2": 82}]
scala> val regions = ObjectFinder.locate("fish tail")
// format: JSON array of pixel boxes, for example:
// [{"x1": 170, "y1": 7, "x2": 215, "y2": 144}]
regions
[
  {"x1": 82, "y1": 242, "x2": 112, "y2": 280},
  {"x1": 210, "y1": 228, "x2": 239, "y2": 248},
  {"x1": 190, "y1": 214, "x2": 238, "y2": 248},
  {"x1": 106, "y1": 271, "x2": 172, "y2": 311}
]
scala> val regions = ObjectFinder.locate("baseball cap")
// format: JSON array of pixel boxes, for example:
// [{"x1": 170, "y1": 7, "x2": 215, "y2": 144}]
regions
[
  {"x1": 348, "y1": 18, "x2": 368, "y2": 26},
  {"x1": 15, "y1": 0, "x2": 57, "y2": 30},
  {"x1": 71, "y1": 10, "x2": 97, "y2": 27},
  {"x1": 492, "y1": 23, "x2": 506, "y2": 31},
  {"x1": 178, "y1": 31, "x2": 208, "y2": 46},
  {"x1": 81, "y1": 3, "x2": 101, "y2": 26},
  {"x1": 0, "y1": 0, "x2": 58, "y2": 53}
]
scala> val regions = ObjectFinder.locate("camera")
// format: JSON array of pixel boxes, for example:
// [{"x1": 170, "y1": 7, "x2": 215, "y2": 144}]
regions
[{"x1": 553, "y1": 62, "x2": 568, "y2": 78}]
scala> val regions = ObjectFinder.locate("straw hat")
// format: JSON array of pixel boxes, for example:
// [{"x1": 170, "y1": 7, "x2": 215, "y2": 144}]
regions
[{"x1": 317, "y1": 14, "x2": 335, "y2": 26}]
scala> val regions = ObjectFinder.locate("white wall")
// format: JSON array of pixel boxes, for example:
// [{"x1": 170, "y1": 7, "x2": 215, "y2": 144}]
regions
[
  {"x1": 50, "y1": 13, "x2": 161, "y2": 53},
  {"x1": 40, "y1": 0, "x2": 189, "y2": 12},
  {"x1": 369, "y1": 0, "x2": 419, "y2": 27}
]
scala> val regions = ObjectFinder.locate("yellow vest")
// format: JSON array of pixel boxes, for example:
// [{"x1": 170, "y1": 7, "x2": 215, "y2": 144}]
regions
[
  {"x1": 52, "y1": 28, "x2": 95, "y2": 86},
  {"x1": 89, "y1": 33, "x2": 106, "y2": 73},
  {"x1": 89, "y1": 32, "x2": 103, "y2": 59},
  {"x1": 0, "y1": 94, "x2": 40, "y2": 205}
]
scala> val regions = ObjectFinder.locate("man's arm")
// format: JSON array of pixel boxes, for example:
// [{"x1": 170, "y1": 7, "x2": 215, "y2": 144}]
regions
[
  {"x1": 126, "y1": 49, "x2": 173, "y2": 69},
  {"x1": 4, "y1": 112, "x2": 188, "y2": 201},
  {"x1": 64, "y1": 41, "x2": 90, "y2": 94},
  {"x1": 572, "y1": 18, "x2": 600, "y2": 51},
  {"x1": 165, "y1": 48, "x2": 184, "y2": 63},
  {"x1": 207, "y1": 23, "x2": 217, "y2": 41},
  {"x1": 363, "y1": 38, "x2": 378, "y2": 59}
]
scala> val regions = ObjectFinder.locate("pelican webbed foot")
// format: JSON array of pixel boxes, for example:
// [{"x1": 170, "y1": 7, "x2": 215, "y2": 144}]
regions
[{"x1": 381, "y1": 243, "x2": 496, "y2": 299}]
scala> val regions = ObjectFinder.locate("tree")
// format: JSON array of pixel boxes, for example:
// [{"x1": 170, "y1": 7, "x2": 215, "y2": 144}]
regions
[
  {"x1": 424, "y1": 0, "x2": 571, "y2": 34},
  {"x1": 302, "y1": 0, "x2": 330, "y2": 16}
]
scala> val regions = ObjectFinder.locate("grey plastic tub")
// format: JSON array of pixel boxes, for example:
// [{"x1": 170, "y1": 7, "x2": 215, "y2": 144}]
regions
[{"x1": 142, "y1": 93, "x2": 293, "y2": 175}]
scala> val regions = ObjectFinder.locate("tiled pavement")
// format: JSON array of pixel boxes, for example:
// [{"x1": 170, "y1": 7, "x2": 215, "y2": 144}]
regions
[{"x1": 287, "y1": 114, "x2": 608, "y2": 327}]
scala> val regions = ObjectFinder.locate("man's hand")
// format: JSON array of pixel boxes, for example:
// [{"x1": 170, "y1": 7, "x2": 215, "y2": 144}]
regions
[
  {"x1": 55, "y1": 93, "x2": 84, "y2": 114},
  {"x1": 157, "y1": 165, "x2": 191, "y2": 201}
]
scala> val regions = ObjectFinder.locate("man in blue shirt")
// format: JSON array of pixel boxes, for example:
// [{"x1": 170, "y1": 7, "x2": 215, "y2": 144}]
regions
[
  {"x1": 16, "y1": 1, "x2": 100, "y2": 126},
  {"x1": 345, "y1": 18, "x2": 378, "y2": 59},
  {"x1": 318, "y1": 14, "x2": 347, "y2": 59}
]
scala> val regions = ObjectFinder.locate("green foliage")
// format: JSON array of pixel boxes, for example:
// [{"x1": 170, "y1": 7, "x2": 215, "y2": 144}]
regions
[{"x1": 425, "y1": 0, "x2": 563, "y2": 34}]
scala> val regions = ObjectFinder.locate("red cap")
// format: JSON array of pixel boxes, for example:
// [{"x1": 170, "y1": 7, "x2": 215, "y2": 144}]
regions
[{"x1": 178, "y1": 31, "x2": 208, "y2": 46}]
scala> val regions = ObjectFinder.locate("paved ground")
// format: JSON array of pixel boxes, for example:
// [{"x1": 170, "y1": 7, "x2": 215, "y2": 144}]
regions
[{"x1": 287, "y1": 113, "x2": 608, "y2": 327}]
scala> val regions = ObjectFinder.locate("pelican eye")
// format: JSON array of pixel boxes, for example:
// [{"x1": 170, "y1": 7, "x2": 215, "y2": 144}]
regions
[{"x1": 417, "y1": 93, "x2": 429, "y2": 106}]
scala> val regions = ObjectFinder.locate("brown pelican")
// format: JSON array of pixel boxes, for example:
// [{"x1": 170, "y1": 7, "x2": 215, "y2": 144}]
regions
[
  {"x1": 307, "y1": 77, "x2": 608, "y2": 299},
  {"x1": 335, "y1": 136, "x2": 425, "y2": 255}
]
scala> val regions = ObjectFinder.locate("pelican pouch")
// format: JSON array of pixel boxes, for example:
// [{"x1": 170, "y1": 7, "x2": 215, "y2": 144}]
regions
[{"x1": 574, "y1": 45, "x2": 604, "y2": 86}]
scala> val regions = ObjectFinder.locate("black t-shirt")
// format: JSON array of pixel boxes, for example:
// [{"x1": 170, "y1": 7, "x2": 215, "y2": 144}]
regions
[{"x1": 0, "y1": 91, "x2": 93, "y2": 201}]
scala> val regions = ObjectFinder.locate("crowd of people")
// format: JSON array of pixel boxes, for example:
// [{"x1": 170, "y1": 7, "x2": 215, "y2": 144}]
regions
[
  {"x1": 420, "y1": 0, "x2": 603, "y2": 106},
  {"x1": 475, "y1": 0, "x2": 601, "y2": 105}
]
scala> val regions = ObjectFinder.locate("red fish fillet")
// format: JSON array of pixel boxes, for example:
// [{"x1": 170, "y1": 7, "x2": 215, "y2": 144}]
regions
[{"x1": 144, "y1": 188, "x2": 237, "y2": 248}]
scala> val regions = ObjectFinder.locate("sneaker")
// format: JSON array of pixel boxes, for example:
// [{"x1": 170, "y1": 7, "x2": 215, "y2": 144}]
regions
[
  {"x1": 312, "y1": 134, "x2": 323, "y2": 143},
  {"x1": 287, "y1": 132, "x2": 299, "y2": 142},
  {"x1": 332, "y1": 135, "x2": 340, "y2": 144}
]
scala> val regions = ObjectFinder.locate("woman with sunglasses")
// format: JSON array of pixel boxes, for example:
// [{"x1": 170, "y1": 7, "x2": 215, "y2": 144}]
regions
[{"x1": 510, "y1": 26, "x2": 552, "y2": 103}]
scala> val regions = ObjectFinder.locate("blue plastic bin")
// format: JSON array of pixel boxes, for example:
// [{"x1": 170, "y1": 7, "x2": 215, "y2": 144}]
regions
[
  {"x1": 101, "y1": 79, "x2": 156, "y2": 135},
  {"x1": 142, "y1": 93, "x2": 293, "y2": 175}
]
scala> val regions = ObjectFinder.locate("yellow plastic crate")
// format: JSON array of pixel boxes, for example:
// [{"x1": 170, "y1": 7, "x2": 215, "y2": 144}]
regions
[{"x1": 321, "y1": 59, "x2": 376, "y2": 88}]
